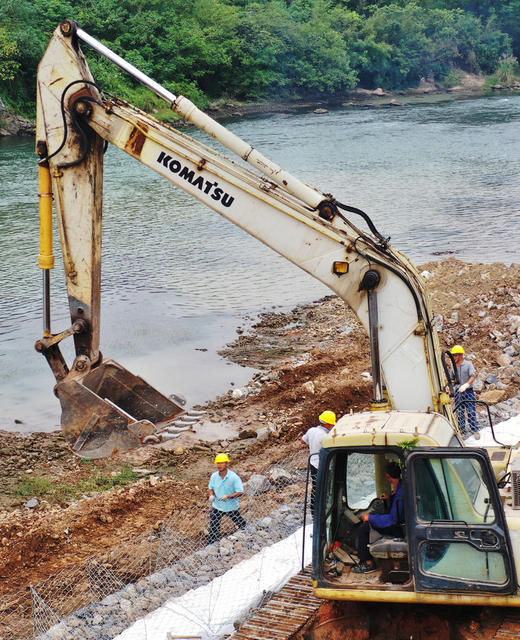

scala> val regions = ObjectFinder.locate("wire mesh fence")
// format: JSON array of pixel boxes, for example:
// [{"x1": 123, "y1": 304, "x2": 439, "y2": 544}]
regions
[{"x1": 0, "y1": 450, "x2": 311, "y2": 640}]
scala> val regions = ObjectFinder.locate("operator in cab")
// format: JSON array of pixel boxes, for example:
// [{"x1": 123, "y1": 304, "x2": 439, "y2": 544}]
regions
[{"x1": 353, "y1": 461, "x2": 404, "y2": 574}]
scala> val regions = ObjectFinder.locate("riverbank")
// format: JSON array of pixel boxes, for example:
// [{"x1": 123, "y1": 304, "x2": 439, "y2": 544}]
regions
[
  {"x1": 3, "y1": 73, "x2": 520, "y2": 136},
  {"x1": 0, "y1": 258, "x2": 519, "y2": 596}
]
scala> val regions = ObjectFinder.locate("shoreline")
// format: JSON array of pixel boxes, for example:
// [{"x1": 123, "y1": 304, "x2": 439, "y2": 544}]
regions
[{"x1": 2, "y1": 78, "x2": 519, "y2": 137}]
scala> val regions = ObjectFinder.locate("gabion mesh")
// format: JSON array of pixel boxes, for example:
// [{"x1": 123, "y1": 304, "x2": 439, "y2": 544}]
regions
[{"x1": 0, "y1": 450, "x2": 312, "y2": 640}]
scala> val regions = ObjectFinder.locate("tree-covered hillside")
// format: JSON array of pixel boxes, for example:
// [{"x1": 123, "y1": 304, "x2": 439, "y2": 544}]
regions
[{"x1": 1, "y1": 0, "x2": 519, "y2": 116}]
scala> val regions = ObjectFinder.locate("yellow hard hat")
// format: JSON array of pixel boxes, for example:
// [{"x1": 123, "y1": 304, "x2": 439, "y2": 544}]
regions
[
  {"x1": 451, "y1": 345, "x2": 465, "y2": 354},
  {"x1": 319, "y1": 410, "x2": 336, "y2": 426},
  {"x1": 214, "y1": 453, "x2": 230, "y2": 464}
]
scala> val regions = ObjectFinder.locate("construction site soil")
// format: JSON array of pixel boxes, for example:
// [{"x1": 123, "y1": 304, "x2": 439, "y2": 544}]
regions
[{"x1": 2, "y1": 258, "x2": 520, "y2": 610}]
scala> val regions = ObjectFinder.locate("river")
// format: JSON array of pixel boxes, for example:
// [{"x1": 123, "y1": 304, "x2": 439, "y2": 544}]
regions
[{"x1": 1, "y1": 95, "x2": 519, "y2": 433}]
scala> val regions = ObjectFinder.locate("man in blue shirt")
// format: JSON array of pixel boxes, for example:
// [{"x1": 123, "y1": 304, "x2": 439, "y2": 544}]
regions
[
  {"x1": 451, "y1": 344, "x2": 478, "y2": 437},
  {"x1": 353, "y1": 461, "x2": 404, "y2": 574},
  {"x1": 207, "y1": 453, "x2": 247, "y2": 544}
]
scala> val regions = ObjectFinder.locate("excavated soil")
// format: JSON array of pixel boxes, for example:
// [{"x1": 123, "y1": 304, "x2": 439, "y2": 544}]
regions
[{"x1": 2, "y1": 258, "x2": 520, "y2": 598}]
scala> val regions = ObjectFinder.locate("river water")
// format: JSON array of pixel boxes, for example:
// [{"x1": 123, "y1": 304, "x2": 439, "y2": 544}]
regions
[{"x1": 1, "y1": 95, "x2": 519, "y2": 433}]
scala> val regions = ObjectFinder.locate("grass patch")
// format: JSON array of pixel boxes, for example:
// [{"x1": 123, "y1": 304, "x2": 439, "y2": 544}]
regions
[{"x1": 16, "y1": 464, "x2": 138, "y2": 503}]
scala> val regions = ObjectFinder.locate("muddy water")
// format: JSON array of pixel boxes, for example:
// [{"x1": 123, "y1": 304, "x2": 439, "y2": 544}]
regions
[{"x1": 1, "y1": 95, "x2": 519, "y2": 432}]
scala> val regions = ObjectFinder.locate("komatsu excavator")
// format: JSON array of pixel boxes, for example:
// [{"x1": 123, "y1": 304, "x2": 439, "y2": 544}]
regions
[{"x1": 36, "y1": 22, "x2": 520, "y2": 609}]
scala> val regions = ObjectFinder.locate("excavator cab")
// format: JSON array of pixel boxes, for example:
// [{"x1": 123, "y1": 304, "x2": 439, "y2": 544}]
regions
[{"x1": 312, "y1": 413, "x2": 519, "y2": 606}]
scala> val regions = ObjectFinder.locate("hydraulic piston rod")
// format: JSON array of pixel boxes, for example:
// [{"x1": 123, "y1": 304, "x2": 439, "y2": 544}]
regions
[
  {"x1": 70, "y1": 22, "x2": 328, "y2": 210},
  {"x1": 38, "y1": 161, "x2": 54, "y2": 337}
]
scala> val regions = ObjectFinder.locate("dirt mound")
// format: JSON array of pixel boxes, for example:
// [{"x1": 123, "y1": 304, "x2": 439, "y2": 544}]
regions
[{"x1": 1, "y1": 258, "x2": 519, "y2": 597}]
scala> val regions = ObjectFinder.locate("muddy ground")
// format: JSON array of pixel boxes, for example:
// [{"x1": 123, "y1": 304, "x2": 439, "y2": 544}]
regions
[{"x1": 1, "y1": 257, "x2": 520, "y2": 598}]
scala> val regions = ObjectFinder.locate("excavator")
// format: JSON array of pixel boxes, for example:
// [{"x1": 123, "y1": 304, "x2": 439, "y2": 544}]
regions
[{"x1": 35, "y1": 21, "x2": 520, "y2": 612}]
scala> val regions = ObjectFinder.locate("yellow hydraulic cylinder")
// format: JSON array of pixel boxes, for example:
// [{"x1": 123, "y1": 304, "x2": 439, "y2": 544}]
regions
[{"x1": 38, "y1": 163, "x2": 55, "y2": 270}]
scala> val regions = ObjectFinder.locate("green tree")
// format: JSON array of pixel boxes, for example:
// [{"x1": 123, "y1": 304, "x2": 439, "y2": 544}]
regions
[{"x1": 0, "y1": 28, "x2": 19, "y2": 81}]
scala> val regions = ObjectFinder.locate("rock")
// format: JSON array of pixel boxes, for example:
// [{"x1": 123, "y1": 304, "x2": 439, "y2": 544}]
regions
[
  {"x1": 258, "y1": 517, "x2": 273, "y2": 529},
  {"x1": 232, "y1": 388, "x2": 248, "y2": 400},
  {"x1": 479, "y1": 390, "x2": 506, "y2": 404},
  {"x1": 238, "y1": 429, "x2": 257, "y2": 440},
  {"x1": 131, "y1": 468, "x2": 154, "y2": 475},
  {"x1": 268, "y1": 466, "x2": 293, "y2": 487},
  {"x1": 99, "y1": 513, "x2": 113, "y2": 524},
  {"x1": 372, "y1": 87, "x2": 386, "y2": 96},
  {"x1": 256, "y1": 427, "x2": 270, "y2": 441},
  {"x1": 119, "y1": 598, "x2": 132, "y2": 611},
  {"x1": 421, "y1": 270, "x2": 432, "y2": 279},
  {"x1": 173, "y1": 447, "x2": 185, "y2": 455},
  {"x1": 486, "y1": 373, "x2": 499, "y2": 384},
  {"x1": 497, "y1": 353, "x2": 511, "y2": 367},
  {"x1": 302, "y1": 381, "x2": 315, "y2": 394},
  {"x1": 25, "y1": 497, "x2": 39, "y2": 509},
  {"x1": 244, "y1": 474, "x2": 270, "y2": 495},
  {"x1": 314, "y1": 108, "x2": 328, "y2": 114},
  {"x1": 473, "y1": 379, "x2": 484, "y2": 392},
  {"x1": 433, "y1": 314, "x2": 444, "y2": 332}
]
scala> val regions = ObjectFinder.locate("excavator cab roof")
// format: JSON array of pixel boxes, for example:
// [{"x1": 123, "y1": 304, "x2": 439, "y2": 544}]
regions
[{"x1": 322, "y1": 410, "x2": 464, "y2": 449}]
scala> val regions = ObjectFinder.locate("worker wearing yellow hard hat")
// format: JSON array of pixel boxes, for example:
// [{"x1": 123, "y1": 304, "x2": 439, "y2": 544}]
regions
[
  {"x1": 451, "y1": 345, "x2": 465, "y2": 354},
  {"x1": 318, "y1": 410, "x2": 337, "y2": 426},
  {"x1": 214, "y1": 453, "x2": 230, "y2": 464},
  {"x1": 450, "y1": 344, "x2": 478, "y2": 439},
  {"x1": 208, "y1": 453, "x2": 246, "y2": 544},
  {"x1": 301, "y1": 409, "x2": 337, "y2": 513}
]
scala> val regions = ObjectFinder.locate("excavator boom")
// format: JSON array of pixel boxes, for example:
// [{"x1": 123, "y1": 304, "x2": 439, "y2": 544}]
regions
[{"x1": 36, "y1": 22, "x2": 454, "y2": 458}]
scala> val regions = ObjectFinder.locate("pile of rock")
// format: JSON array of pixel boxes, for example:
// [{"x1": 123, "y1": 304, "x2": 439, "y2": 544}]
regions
[{"x1": 40, "y1": 495, "x2": 307, "y2": 639}]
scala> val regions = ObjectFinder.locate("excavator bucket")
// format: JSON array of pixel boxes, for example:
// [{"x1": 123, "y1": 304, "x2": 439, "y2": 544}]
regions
[{"x1": 54, "y1": 359, "x2": 186, "y2": 458}]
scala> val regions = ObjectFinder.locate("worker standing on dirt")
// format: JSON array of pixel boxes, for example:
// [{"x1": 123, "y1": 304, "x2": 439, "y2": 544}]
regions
[
  {"x1": 301, "y1": 410, "x2": 336, "y2": 514},
  {"x1": 207, "y1": 453, "x2": 247, "y2": 544},
  {"x1": 451, "y1": 345, "x2": 478, "y2": 438}
]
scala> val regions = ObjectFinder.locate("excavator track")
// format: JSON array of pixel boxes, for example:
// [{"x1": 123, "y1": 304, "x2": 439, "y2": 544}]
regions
[
  {"x1": 231, "y1": 569, "x2": 320, "y2": 640},
  {"x1": 231, "y1": 569, "x2": 520, "y2": 640}
]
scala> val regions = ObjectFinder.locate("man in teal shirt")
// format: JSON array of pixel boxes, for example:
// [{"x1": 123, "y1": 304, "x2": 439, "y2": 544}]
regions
[{"x1": 207, "y1": 453, "x2": 247, "y2": 544}]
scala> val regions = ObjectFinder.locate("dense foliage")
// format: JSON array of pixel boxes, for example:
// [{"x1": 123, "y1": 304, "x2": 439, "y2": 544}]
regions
[{"x1": 1, "y1": 0, "x2": 519, "y2": 116}]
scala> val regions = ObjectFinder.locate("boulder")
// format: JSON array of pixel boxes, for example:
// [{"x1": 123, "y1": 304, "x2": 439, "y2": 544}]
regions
[
  {"x1": 268, "y1": 466, "x2": 293, "y2": 487},
  {"x1": 244, "y1": 474, "x2": 270, "y2": 495},
  {"x1": 479, "y1": 390, "x2": 507, "y2": 404},
  {"x1": 302, "y1": 381, "x2": 315, "y2": 394},
  {"x1": 496, "y1": 353, "x2": 511, "y2": 367}
]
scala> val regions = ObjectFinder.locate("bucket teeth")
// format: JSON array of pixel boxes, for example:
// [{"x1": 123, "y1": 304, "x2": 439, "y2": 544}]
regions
[
  {"x1": 164, "y1": 425, "x2": 191, "y2": 433},
  {"x1": 160, "y1": 432, "x2": 181, "y2": 440}
]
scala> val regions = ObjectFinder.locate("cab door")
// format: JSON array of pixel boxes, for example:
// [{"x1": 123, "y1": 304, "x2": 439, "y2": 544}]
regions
[{"x1": 405, "y1": 448, "x2": 517, "y2": 594}]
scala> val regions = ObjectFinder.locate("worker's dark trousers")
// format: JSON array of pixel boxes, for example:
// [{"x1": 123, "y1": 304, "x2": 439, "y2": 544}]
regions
[
  {"x1": 208, "y1": 508, "x2": 246, "y2": 544},
  {"x1": 455, "y1": 387, "x2": 478, "y2": 434},
  {"x1": 357, "y1": 521, "x2": 403, "y2": 563}
]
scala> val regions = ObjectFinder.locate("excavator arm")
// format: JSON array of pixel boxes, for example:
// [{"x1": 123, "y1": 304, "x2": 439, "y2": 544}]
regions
[{"x1": 35, "y1": 21, "x2": 454, "y2": 458}]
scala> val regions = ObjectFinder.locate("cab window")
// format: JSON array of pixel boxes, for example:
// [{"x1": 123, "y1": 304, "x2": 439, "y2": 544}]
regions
[{"x1": 414, "y1": 456, "x2": 495, "y2": 524}]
